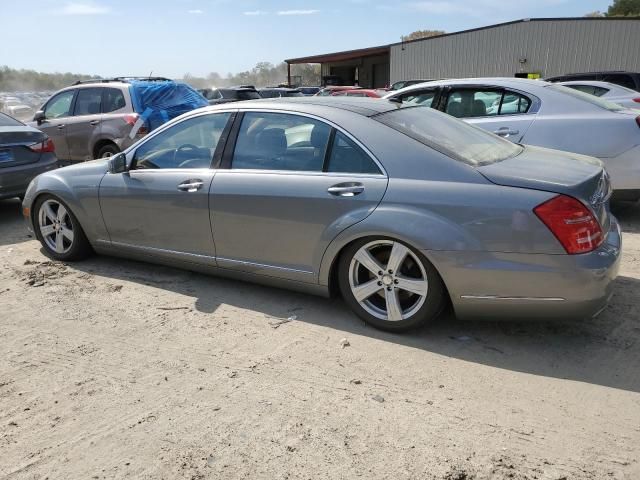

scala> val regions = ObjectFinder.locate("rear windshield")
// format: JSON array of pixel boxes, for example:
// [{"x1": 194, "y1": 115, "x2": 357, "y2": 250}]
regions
[
  {"x1": 548, "y1": 84, "x2": 626, "y2": 111},
  {"x1": 0, "y1": 112, "x2": 24, "y2": 126},
  {"x1": 374, "y1": 106, "x2": 523, "y2": 166}
]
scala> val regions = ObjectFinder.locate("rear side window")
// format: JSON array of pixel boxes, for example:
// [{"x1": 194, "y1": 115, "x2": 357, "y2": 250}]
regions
[
  {"x1": 565, "y1": 84, "x2": 609, "y2": 97},
  {"x1": 374, "y1": 106, "x2": 523, "y2": 166},
  {"x1": 232, "y1": 112, "x2": 331, "y2": 171},
  {"x1": 326, "y1": 131, "x2": 381, "y2": 174},
  {"x1": 73, "y1": 88, "x2": 102, "y2": 116},
  {"x1": 0, "y1": 112, "x2": 23, "y2": 126},
  {"x1": 499, "y1": 91, "x2": 532, "y2": 114},
  {"x1": 103, "y1": 88, "x2": 127, "y2": 112}
]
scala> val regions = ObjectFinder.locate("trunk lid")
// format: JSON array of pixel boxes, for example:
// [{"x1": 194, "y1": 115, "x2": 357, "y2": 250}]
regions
[
  {"x1": 478, "y1": 145, "x2": 612, "y2": 231},
  {"x1": 0, "y1": 126, "x2": 46, "y2": 169}
]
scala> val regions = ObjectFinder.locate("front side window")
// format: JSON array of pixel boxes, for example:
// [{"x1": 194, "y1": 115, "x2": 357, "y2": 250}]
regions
[
  {"x1": 326, "y1": 131, "x2": 381, "y2": 174},
  {"x1": 232, "y1": 112, "x2": 331, "y2": 172},
  {"x1": 445, "y1": 89, "x2": 502, "y2": 118},
  {"x1": 399, "y1": 89, "x2": 437, "y2": 107},
  {"x1": 103, "y1": 88, "x2": 127, "y2": 112},
  {"x1": 133, "y1": 113, "x2": 231, "y2": 169},
  {"x1": 44, "y1": 90, "x2": 75, "y2": 119},
  {"x1": 374, "y1": 106, "x2": 523, "y2": 166},
  {"x1": 73, "y1": 88, "x2": 102, "y2": 116}
]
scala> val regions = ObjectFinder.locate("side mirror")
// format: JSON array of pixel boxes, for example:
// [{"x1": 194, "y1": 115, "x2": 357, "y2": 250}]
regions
[
  {"x1": 108, "y1": 153, "x2": 128, "y2": 174},
  {"x1": 34, "y1": 110, "x2": 45, "y2": 125}
]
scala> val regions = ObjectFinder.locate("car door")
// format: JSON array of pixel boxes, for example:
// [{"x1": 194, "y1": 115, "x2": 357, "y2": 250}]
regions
[
  {"x1": 99, "y1": 111, "x2": 234, "y2": 264},
  {"x1": 65, "y1": 87, "x2": 103, "y2": 161},
  {"x1": 209, "y1": 111, "x2": 388, "y2": 283},
  {"x1": 37, "y1": 89, "x2": 76, "y2": 159},
  {"x1": 440, "y1": 86, "x2": 536, "y2": 143}
]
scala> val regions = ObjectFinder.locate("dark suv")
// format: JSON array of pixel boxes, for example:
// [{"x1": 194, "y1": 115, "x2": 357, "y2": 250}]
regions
[
  {"x1": 198, "y1": 86, "x2": 261, "y2": 105},
  {"x1": 546, "y1": 71, "x2": 640, "y2": 92},
  {"x1": 31, "y1": 77, "x2": 207, "y2": 162}
]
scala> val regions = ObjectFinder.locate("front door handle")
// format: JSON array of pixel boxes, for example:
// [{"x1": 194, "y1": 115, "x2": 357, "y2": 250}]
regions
[
  {"x1": 494, "y1": 127, "x2": 519, "y2": 137},
  {"x1": 177, "y1": 179, "x2": 204, "y2": 192},
  {"x1": 56, "y1": 125, "x2": 66, "y2": 130},
  {"x1": 327, "y1": 183, "x2": 365, "y2": 197},
  {"x1": 90, "y1": 120, "x2": 100, "y2": 126}
]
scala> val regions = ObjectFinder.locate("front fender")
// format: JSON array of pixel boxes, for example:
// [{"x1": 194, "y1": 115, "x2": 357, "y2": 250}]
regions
[{"x1": 23, "y1": 164, "x2": 109, "y2": 244}]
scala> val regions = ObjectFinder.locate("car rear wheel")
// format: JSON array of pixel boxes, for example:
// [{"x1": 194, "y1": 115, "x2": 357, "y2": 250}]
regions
[
  {"x1": 96, "y1": 143, "x2": 120, "y2": 159},
  {"x1": 338, "y1": 238, "x2": 446, "y2": 332},
  {"x1": 34, "y1": 195, "x2": 92, "y2": 261}
]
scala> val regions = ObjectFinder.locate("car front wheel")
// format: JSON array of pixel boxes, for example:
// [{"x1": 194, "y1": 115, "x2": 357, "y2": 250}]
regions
[
  {"x1": 34, "y1": 195, "x2": 92, "y2": 261},
  {"x1": 338, "y1": 238, "x2": 446, "y2": 332}
]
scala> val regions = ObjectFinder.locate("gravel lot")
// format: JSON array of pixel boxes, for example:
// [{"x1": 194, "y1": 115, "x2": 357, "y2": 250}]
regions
[{"x1": 1, "y1": 197, "x2": 639, "y2": 479}]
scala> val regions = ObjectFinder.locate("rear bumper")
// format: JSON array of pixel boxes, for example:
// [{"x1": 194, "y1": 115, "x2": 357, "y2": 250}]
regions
[
  {"x1": 0, "y1": 154, "x2": 58, "y2": 200},
  {"x1": 427, "y1": 216, "x2": 622, "y2": 321}
]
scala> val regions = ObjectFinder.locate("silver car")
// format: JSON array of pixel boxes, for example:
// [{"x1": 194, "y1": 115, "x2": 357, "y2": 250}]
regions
[
  {"x1": 558, "y1": 80, "x2": 640, "y2": 109},
  {"x1": 385, "y1": 78, "x2": 640, "y2": 201},
  {"x1": 22, "y1": 98, "x2": 621, "y2": 332}
]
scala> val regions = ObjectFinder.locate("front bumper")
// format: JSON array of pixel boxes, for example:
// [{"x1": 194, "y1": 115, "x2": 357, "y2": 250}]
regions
[
  {"x1": 0, "y1": 154, "x2": 58, "y2": 200},
  {"x1": 427, "y1": 216, "x2": 622, "y2": 321}
]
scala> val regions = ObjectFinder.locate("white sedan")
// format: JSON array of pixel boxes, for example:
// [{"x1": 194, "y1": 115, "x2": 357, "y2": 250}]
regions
[
  {"x1": 385, "y1": 78, "x2": 640, "y2": 201},
  {"x1": 558, "y1": 80, "x2": 640, "y2": 110}
]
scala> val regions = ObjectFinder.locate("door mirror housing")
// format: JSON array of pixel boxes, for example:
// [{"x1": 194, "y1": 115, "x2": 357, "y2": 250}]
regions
[
  {"x1": 108, "y1": 153, "x2": 128, "y2": 174},
  {"x1": 34, "y1": 110, "x2": 45, "y2": 125}
]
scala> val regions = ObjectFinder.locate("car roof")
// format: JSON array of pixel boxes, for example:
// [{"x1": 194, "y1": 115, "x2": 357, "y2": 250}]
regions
[{"x1": 202, "y1": 97, "x2": 400, "y2": 117}]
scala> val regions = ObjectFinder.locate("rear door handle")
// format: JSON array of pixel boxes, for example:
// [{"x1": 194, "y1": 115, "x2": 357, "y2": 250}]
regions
[
  {"x1": 56, "y1": 125, "x2": 66, "y2": 130},
  {"x1": 90, "y1": 120, "x2": 100, "y2": 126},
  {"x1": 327, "y1": 183, "x2": 365, "y2": 197},
  {"x1": 494, "y1": 127, "x2": 519, "y2": 137},
  {"x1": 177, "y1": 179, "x2": 204, "y2": 192}
]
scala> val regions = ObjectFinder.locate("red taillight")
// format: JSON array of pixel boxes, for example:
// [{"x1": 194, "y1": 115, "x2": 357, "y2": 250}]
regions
[
  {"x1": 633, "y1": 98, "x2": 640, "y2": 103},
  {"x1": 28, "y1": 137, "x2": 55, "y2": 154},
  {"x1": 636, "y1": 116, "x2": 640, "y2": 128},
  {"x1": 123, "y1": 113, "x2": 148, "y2": 135},
  {"x1": 534, "y1": 195, "x2": 603, "y2": 255}
]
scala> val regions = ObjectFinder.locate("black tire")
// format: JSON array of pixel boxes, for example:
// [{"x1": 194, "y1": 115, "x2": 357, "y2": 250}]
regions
[
  {"x1": 95, "y1": 143, "x2": 120, "y2": 159},
  {"x1": 338, "y1": 237, "x2": 446, "y2": 332},
  {"x1": 33, "y1": 194, "x2": 92, "y2": 261}
]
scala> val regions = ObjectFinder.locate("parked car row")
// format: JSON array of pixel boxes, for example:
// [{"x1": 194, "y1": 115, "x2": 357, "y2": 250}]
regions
[{"x1": 385, "y1": 78, "x2": 640, "y2": 201}]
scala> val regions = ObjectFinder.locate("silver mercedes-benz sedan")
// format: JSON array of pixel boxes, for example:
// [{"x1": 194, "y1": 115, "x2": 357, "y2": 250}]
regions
[
  {"x1": 384, "y1": 78, "x2": 640, "y2": 201},
  {"x1": 22, "y1": 98, "x2": 621, "y2": 332}
]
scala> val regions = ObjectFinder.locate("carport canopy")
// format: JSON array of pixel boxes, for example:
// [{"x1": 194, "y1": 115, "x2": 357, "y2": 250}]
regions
[{"x1": 285, "y1": 45, "x2": 390, "y2": 86}]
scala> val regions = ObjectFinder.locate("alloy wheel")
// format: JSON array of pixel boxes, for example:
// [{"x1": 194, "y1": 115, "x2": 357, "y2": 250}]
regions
[
  {"x1": 38, "y1": 199, "x2": 75, "y2": 254},
  {"x1": 348, "y1": 240, "x2": 429, "y2": 322}
]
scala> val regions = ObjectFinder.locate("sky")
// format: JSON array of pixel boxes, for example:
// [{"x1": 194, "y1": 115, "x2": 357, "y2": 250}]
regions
[{"x1": 0, "y1": 0, "x2": 613, "y2": 77}]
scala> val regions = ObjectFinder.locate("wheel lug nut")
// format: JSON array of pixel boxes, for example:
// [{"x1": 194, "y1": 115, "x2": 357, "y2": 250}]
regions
[
  {"x1": 377, "y1": 281, "x2": 382, "y2": 286},
  {"x1": 388, "y1": 269, "x2": 393, "y2": 274},
  {"x1": 378, "y1": 271, "x2": 383, "y2": 276},
  {"x1": 394, "y1": 279, "x2": 399, "y2": 284},
  {"x1": 387, "y1": 287, "x2": 392, "y2": 291}
]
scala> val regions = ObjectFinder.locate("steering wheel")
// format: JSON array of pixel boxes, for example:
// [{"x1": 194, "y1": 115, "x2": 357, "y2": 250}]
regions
[{"x1": 172, "y1": 144, "x2": 200, "y2": 166}]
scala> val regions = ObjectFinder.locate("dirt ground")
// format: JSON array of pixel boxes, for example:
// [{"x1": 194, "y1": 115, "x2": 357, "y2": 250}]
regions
[{"x1": 1, "y1": 197, "x2": 639, "y2": 480}]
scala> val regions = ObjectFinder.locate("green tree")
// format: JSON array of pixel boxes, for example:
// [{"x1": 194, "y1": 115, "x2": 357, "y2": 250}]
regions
[
  {"x1": 607, "y1": 0, "x2": 640, "y2": 16},
  {"x1": 584, "y1": 11, "x2": 605, "y2": 17},
  {"x1": 403, "y1": 30, "x2": 445, "y2": 41}
]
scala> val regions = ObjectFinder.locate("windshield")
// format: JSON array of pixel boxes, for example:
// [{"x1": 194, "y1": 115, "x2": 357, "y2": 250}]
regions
[
  {"x1": 0, "y1": 112, "x2": 24, "y2": 126},
  {"x1": 548, "y1": 84, "x2": 626, "y2": 111},
  {"x1": 374, "y1": 106, "x2": 523, "y2": 166}
]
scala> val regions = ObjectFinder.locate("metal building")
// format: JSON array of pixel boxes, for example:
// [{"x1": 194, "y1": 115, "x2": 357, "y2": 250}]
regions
[{"x1": 285, "y1": 18, "x2": 640, "y2": 88}]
